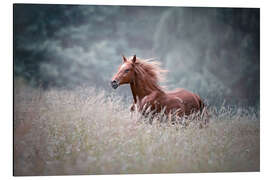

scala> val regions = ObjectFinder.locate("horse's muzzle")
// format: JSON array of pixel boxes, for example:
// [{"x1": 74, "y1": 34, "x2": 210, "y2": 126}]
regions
[{"x1": 111, "y1": 80, "x2": 119, "y2": 89}]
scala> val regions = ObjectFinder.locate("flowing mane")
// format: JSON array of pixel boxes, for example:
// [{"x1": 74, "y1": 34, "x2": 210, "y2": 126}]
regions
[{"x1": 131, "y1": 57, "x2": 167, "y2": 93}]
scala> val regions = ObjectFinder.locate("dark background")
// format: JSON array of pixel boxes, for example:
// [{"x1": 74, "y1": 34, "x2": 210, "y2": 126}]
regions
[{"x1": 13, "y1": 4, "x2": 260, "y2": 108}]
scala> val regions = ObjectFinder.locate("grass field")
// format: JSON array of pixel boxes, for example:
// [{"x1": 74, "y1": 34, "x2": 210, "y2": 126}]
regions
[{"x1": 14, "y1": 81, "x2": 260, "y2": 175}]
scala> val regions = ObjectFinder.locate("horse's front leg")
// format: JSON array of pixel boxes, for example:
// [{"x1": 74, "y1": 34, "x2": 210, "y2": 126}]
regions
[
  {"x1": 139, "y1": 92, "x2": 159, "y2": 114},
  {"x1": 130, "y1": 102, "x2": 136, "y2": 112}
]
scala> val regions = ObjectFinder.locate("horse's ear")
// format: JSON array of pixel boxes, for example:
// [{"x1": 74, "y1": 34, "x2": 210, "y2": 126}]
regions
[
  {"x1": 122, "y1": 55, "x2": 128, "y2": 63},
  {"x1": 132, "y1": 55, "x2": 136, "y2": 64}
]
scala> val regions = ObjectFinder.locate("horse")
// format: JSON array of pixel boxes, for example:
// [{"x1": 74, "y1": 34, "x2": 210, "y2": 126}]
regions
[{"x1": 111, "y1": 55, "x2": 207, "y2": 123}]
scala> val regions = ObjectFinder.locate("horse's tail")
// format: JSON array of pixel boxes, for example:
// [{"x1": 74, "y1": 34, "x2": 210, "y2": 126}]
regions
[
  {"x1": 199, "y1": 97, "x2": 205, "y2": 113},
  {"x1": 193, "y1": 93, "x2": 204, "y2": 112},
  {"x1": 198, "y1": 96, "x2": 210, "y2": 125}
]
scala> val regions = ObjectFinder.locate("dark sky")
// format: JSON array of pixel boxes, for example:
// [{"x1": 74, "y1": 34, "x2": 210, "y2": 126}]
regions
[{"x1": 14, "y1": 4, "x2": 260, "y2": 107}]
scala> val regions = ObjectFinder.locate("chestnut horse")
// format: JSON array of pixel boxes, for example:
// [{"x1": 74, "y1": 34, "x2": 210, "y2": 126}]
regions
[{"x1": 111, "y1": 55, "x2": 206, "y2": 119}]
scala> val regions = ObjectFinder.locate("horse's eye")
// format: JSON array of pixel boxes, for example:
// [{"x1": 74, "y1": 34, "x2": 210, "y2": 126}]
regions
[{"x1": 125, "y1": 69, "x2": 130, "y2": 73}]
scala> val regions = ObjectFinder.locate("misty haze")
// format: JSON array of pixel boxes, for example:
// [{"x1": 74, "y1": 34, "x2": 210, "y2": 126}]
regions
[{"x1": 14, "y1": 5, "x2": 259, "y2": 175}]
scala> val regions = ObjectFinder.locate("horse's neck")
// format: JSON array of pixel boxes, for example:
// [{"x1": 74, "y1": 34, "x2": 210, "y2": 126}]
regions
[
  {"x1": 130, "y1": 77, "x2": 162, "y2": 103},
  {"x1": 130, "y1": 83, "x2": 138, "y2": 103},
  {"x1": 130, "y1": 82, "x2": 145, "y2": 103}
]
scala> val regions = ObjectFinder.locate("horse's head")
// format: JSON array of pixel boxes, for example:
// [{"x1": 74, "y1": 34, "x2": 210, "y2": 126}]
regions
[{"x1": 111, "y1": 55, "x2": 137, "y2": 89}]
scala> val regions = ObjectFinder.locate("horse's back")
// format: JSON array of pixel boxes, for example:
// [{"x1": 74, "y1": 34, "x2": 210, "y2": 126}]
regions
[{"x1": 167, "y1": 88, "x2": 203, "y2": 114}]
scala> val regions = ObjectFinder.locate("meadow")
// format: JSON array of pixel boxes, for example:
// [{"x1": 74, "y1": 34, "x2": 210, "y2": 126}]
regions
[{"x1": 13, "y1": 79, "x2": 259, "y2": 176}]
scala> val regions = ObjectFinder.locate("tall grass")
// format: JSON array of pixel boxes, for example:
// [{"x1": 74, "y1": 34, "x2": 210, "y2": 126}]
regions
[{"x1": 14, "y1": 80, "x2": 259, "y2": 175}]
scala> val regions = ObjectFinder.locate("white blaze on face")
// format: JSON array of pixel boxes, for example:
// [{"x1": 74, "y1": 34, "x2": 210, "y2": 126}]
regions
[{"x1": 120, "y1": 63, "x2": 128, "y2": 71}]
